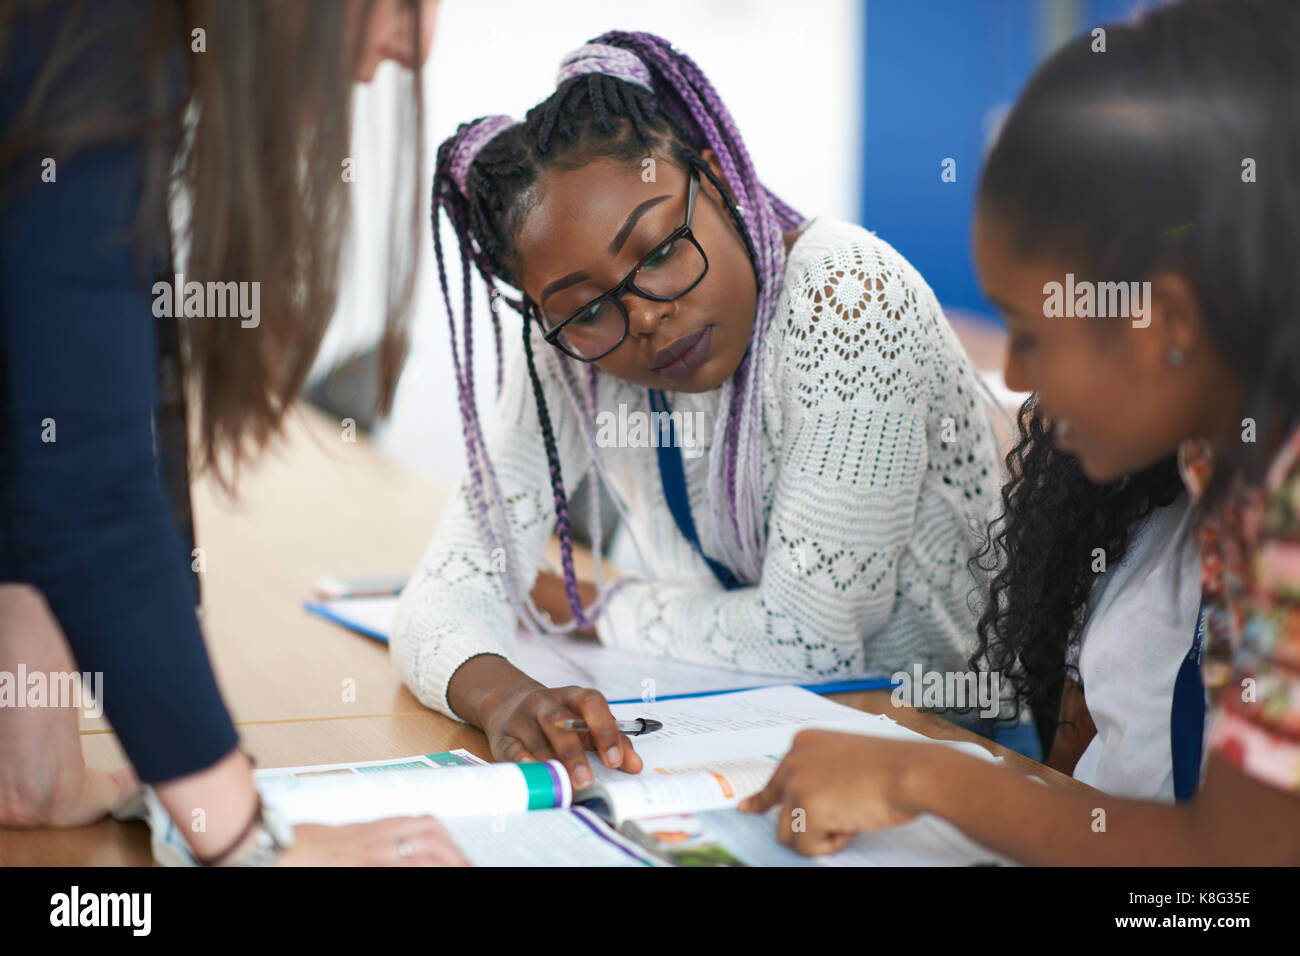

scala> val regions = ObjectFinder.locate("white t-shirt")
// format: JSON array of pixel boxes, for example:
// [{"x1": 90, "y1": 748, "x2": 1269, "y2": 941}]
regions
[{"x1": 1069, "y1": 493, "x2": 1204, "y2": 801}]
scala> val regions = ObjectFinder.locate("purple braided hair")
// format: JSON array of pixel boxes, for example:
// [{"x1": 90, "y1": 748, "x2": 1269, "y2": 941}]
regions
[
  {"x1": 431, "y1": 35, "x2": 804, "y2": 636},
  {"x1": 434, "y1": 115, "x2": 625, "y2": 633},
  {"x1": 433, "y1": 116, "x2": 549, "y2": 632},
  {"x1": 593, "y1": 31, "x2": 801, "y2": 581}
]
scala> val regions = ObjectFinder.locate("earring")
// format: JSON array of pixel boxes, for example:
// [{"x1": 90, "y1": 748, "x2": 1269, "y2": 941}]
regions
[{"x1": 1165, "y1": 345, "x2": 1187, "y2": 368}]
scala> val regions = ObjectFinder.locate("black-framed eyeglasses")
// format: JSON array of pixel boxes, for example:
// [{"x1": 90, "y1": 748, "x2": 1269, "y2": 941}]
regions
[{"x1": 531, "y1": 166, "x2": 709, "y2": 362}]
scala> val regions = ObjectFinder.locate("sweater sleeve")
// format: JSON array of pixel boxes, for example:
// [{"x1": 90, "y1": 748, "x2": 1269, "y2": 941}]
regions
[
  {"x1": 0, "y1": 7, "x2": 239, "y2": 784},
  {"x1": 594, "y1": 230, "x2": 987, "y2": 679},
  {"x1": 389, "y1": 323, "x2": 592, "y2": 719}
]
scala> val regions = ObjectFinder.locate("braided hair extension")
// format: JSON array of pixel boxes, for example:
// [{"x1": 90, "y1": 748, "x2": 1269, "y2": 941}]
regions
[
  {"x1": 430, "y1": 33, "x2": 803, "y2": 634},
  {"x1": 519, "y1": 308, "x2": 588, "y2": 625},
  {"x1": 969, "y1": 396, "x2": 1184, "y2": 753},
  {"x1": 596, "y1": 33, "x2": 796, "y2": 585}
]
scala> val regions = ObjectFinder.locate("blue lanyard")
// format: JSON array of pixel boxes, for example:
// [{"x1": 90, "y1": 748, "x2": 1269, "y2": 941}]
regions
[
  {"x1": 1171, "y1": 594, "x2": 1209, "y2": 801},
  {"x1": 647, "y1": 389, "x2": 743, "y2": 591}
]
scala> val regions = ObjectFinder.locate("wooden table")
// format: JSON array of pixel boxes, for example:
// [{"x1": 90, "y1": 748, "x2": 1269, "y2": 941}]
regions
[{"x1": 2, "y1": 318, "x2": 1093, "y2": 865}]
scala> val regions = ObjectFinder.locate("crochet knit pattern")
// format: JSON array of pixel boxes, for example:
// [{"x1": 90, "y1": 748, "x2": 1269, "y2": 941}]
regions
[{"x1": 392, "y1": 218, "x2": 1002, "y2": 718}]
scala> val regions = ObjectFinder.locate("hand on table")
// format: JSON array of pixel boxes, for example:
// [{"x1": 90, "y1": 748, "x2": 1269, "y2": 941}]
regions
[
  {"x1": 0, "y1": 584, "x2": 140, "y2": 828},
  {"x1": 481, "y1": 680, "x2": 644, "y2": 788}
]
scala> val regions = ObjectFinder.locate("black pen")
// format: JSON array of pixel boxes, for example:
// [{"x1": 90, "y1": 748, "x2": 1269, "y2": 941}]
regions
[{"x1": 553, "y1": 718, "x2": 663, "y2": 736}]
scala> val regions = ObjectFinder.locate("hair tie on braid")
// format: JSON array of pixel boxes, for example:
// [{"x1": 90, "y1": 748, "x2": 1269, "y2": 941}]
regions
[
  {"x1": 448, "y1": 114, "x2": 519, "y2": 196},
  {"x1": 556, "y1": 42, "x2": 653, "y2": 93}
]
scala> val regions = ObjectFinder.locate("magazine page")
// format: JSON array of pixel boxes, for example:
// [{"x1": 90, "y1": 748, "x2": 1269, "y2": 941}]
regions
[
  {"x1": 624, "y1": 810, "x2": 1013, "y2": 867},
  {"x1": 585, "y1": 755, "x2": 780, "y2": 825},
  {"x1": 440, "y1": 807, "x2": 664, "y2": 867},
  {"x1": 583, "y1": 687, "x2": 1001, "y2": 826},
  {"x1": 256, "y1": 754, "x2": 571, "y2": 825}
]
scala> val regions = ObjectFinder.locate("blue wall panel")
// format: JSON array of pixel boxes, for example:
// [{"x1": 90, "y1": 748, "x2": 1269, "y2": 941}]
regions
[{"x1": 860, "y1": 0, "x2": 1149, "y2": 322}]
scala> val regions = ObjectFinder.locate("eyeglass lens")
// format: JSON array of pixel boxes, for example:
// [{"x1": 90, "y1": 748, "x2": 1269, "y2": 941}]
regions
[{"x1": 553, "y1": 235, "x2": 706, "y2": 359}]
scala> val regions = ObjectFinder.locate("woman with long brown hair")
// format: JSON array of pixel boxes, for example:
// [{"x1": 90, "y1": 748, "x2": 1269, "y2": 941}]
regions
[{"x1": 0, "y1": 0, "x2": 464, "y2": 865}]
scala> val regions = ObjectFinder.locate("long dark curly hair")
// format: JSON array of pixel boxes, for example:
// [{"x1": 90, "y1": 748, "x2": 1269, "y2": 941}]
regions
[
  {"x1": 969, "y1": 0, "x2": 1300, "y2": 756},
  {"x1": 970, "y1": 397, "x2": 1183, "y2": 755}
]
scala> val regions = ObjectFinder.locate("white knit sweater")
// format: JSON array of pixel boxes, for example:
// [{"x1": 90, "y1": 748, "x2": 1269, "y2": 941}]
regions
[{"x1": 392, "y1": 217, "x2": 1002, "y2": 720}]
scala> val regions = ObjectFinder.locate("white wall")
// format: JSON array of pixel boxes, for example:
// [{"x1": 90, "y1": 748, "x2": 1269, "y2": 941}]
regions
[{"x1": 321, "y1": 0, "x2": 864, "y2": 485}]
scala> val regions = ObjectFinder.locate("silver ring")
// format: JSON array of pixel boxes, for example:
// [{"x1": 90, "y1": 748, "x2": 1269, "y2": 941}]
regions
[{"x1": 396, "y1": 837, "x2": 414, "y2": 859}]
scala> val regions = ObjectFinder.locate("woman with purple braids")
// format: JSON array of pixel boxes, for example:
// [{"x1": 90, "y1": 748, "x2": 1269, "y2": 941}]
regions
[{"x1": 393, "y1": 32, "x2": 1004, "y2": 788}]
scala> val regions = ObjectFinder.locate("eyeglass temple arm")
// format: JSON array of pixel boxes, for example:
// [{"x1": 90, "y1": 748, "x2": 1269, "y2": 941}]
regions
[
  {"x1": 686, "y1": 163, "x2": 701, "y2": 224},
  {"x1": 691, "y1": 159, "x2": 759, "y2": 282}
]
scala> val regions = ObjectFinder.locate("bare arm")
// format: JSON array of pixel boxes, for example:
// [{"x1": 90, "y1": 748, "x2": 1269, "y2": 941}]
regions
[
  {"x1": 1043, "y1": 677, "x2": 1096, "y2": 776},
  {"x1": 742, "y1": 729, "x2": 1300, "y2": 865},
  {"x1": 903, "y1": 745, "x2": 1300, "y2": 865}
]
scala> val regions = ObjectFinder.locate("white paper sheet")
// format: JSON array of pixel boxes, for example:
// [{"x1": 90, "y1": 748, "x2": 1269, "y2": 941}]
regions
[
  {"x1": 603, "y1": 685, "x2": 1000, "y2": 769},
  {"x1": 691, "y1": 808, "x2": 1013, "y2": 867},
  {"x1": 441, "y1": 807, "x2": 661, "y2": 867}
]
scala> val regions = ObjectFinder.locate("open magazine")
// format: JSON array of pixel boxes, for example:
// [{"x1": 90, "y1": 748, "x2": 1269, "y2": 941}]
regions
[{"x1": 116, "y1": 686, "x2": 1013, "y2": 866}]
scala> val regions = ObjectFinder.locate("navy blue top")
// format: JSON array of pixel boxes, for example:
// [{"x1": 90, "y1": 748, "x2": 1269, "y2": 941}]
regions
[{"x1": 0, "y1": 3, "x2": 238, "y2": 783}]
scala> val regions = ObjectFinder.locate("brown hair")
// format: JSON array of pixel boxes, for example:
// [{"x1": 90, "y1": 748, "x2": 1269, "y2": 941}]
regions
[{"x1": 0, "y1": 0, "x2": 424, "y2": 484}]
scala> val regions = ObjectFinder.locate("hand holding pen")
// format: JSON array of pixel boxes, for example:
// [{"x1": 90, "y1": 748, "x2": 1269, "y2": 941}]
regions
[{"x1": 447, "y1": 658, "x2": 648, "y2": 788}]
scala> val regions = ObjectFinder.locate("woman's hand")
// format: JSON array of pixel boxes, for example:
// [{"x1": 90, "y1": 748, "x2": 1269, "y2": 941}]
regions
[
  {"x1": 738, "y1": 730, "x2": 928, "y2": 855},
  {"x1": 0, "y1": 584, "x2": 141, "y2": 828},
  {"x1": 448, "y1": 655, "x2": 642, "y2": 789},
  {"x1": 278, "y1": 816, "x2": 469, "y2": 866},
  {"x1": 529, "y1": 571, "x2": 598, "y2": 639},
  {"x1": 481, "y1": 680, "x2": 644, "y2": 789},
  {"x1": 0, "y1": 740, "x2": 139, "y2": 829}
]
